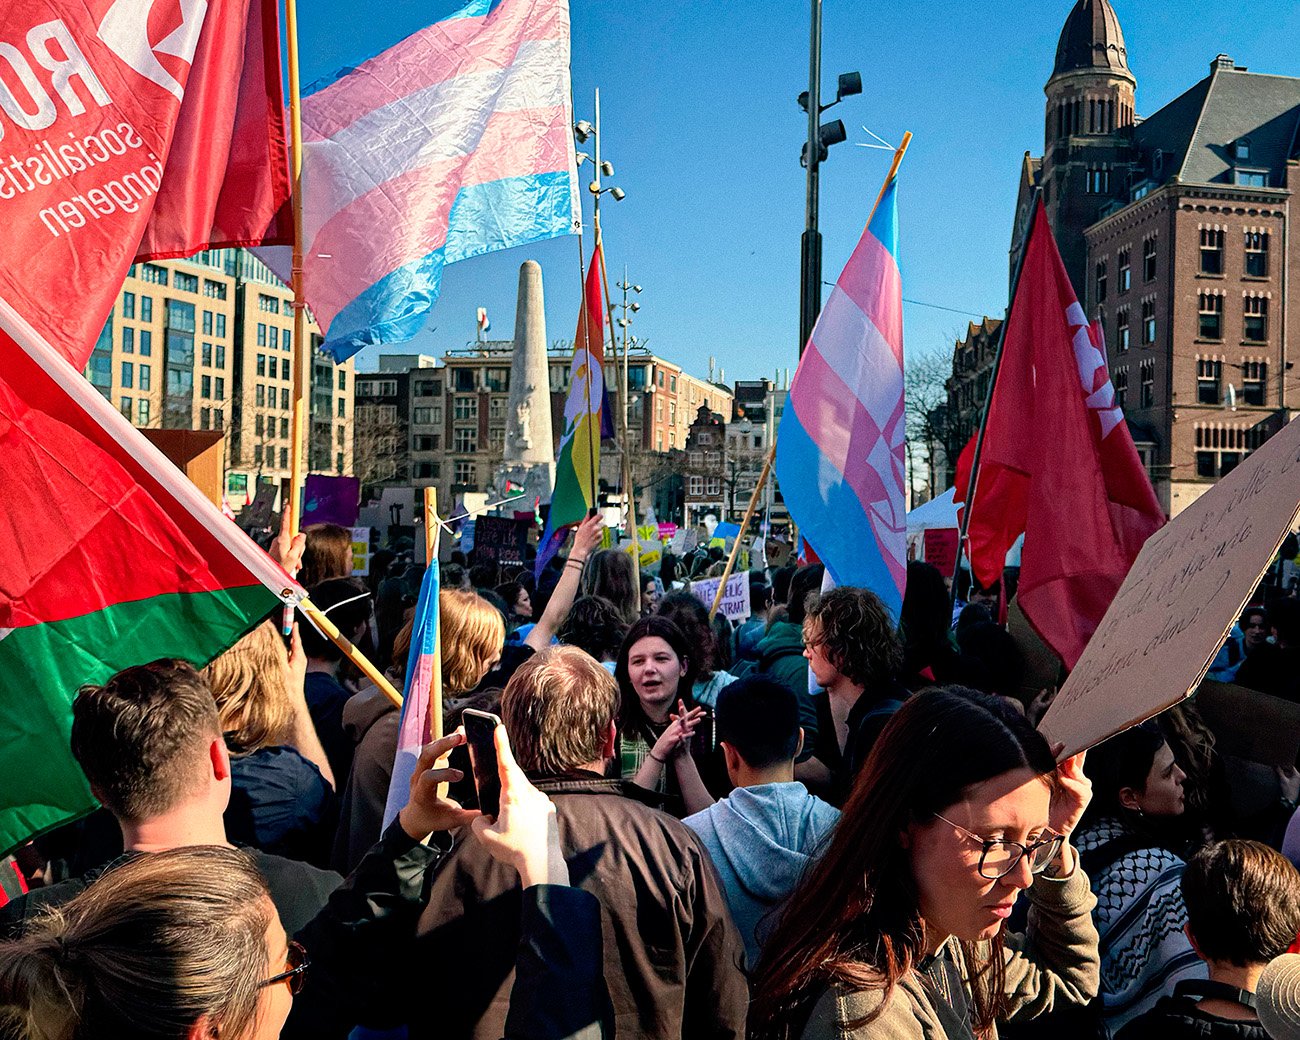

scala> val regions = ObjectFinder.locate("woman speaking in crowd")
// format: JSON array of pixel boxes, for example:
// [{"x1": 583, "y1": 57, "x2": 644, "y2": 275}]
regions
[
  {"x1": 749, "y1": 686, "x2": 1099, "y2": 1039},
  {"x1": 613, "y1": 616, "x2": 716, "y2": 816}
]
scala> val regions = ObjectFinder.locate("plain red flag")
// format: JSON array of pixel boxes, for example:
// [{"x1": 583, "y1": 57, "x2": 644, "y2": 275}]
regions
[{"x1": 953, "y1": 200, "x2": 1165, "y2": 667}]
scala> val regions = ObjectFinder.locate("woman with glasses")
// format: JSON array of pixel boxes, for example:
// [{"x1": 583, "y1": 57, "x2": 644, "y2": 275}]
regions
[
  {"x1": 749, "y1": 686, "x2": 1099, "y2": 1039},
  {"x1": 0, "y1": 729, "x2": 608, "y2": 1040}
]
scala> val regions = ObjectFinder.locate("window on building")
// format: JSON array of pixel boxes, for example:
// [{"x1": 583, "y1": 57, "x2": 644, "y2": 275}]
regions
[
  {"x1": 1244, "y1": 297, "x2": 1269, "y2": 342},
  {"x1": 1142, "y1": 236, "x2": 1157, "y2": 281},
  {"x1": 1197, "y1": 359, "x2": 1222, "y2": 404},
  {"x1": 254, "y1": 445, "x2": 263, "y2": 465},
  {"x1": 414, "y1": 435, "x2": 437, "y2": 451},
  {"x1": 454, "y1": 368, "x2": 476, "y2": 392},
  {"x1": 1116, "y1": 307, "x2": 1130, "y2": 353},
  {"x1": 201, "y1": 375, "x2": 211, "y2": 398},
  {"x1": 137, "y1": 399, "x2": 150, "y2": 425},
  {"x1": 414, "y1": 379, "x2": 436, "y2": 397},
  {"x1": 281, "y1": 417, "x2": 289, "y2": 438},
  {"x1": 202, "y1": 311, "x2": 213, "y2": 336},
  {"x1": 670, "y1": 376, "x2": 677, "y2": 392},
  {"x1": 706, "y1": 478, "x2": 721, "y2": 496},
  {"x1": 1199, "y1": 228, "x2": 1224, "y2": 275},
  {"x1": 201, "y1": 342, "x2": 212, "y2": 366},
  {"x1": 215, "y1": 314, "x2": 226, "y2": 338},
  {"x1": 1140, "y1": 359, "x2": 1155, "y2": 408},
  {"x1": 489, "y1": 397, "x2": 507, "y2": 420},
  {"x1": 1245, "y1": 231, "x2": 1269, "y2": 277},
  {"x1": 141, "y1": 263, "x2": 168, "y2": 285},
  {"x1": 453, "y1": 396, "x2": 477, "y2": 420},
  {"x1": 1242, "y1": 360, "x2": 1267, "y2": 406},
  {"x1": 258, "y1": 293, "x2": 280, "y2": 314},
  {"x1": 255, "y1": 414, "x2": 264, "y2": 436},
  {"x1": 1086, "y1": 166, "x2": 1110, "y2": 193},
  {"x1": 139, "y1": 366, "x2": 151, "y2": 392},
  {"x1": 1141, "y1": 299, "x2": 1156, "y2": 345},
  {"x1": 485, "y1": 368, "x2": 510, "y2": 392},
  {"x1": 257, "y1": 324, "x2": 266, "y2": 347},
  {"x1": 281, "y1": 388, "x2": 289, "y2": 409},
  {"x1": 1235, "y1": 170, "x2": 1268, "y2": 188},
  {"x1": 199, "y1": 406, "x2": 210, "y2": 429},
  {"x1": 141, "y1": 297, "x2": 153, "y2": 322},
  {"x1": 689, "y1": 476, "x2": 703, "y2": 495},
  {"x1": 1117, "y1": 249, "x2": 1131, "y2": 293},
  {"x1": 453, "y1": 461, "x2": 476, "y2": 486},
  {"x1": 1235, "y1": 139, "x2": 1251, "y2": 161},
  {"x1": 628, "y1": 366, "x2": 647, "y2": 391},
  {"x1": 337, "y1": 398, "x2": 345, "y2": 418},
  {"x1": 281, "y1": 358, "x2": 290, "y2": 381},
  {"x1": 203, "y1": 280, "x2": 226, "y2": 299},
  {"x1": 1113, "y1": 366, "x2": 1128, "y2": 409},
  {"x1": 120, "y1": 362, "x2": 133, "y2": 389},
  {"x1": 122, "y1": 327, "x2": 134, "y2": 354},
  {"x1": 280, "y1": 448, "x2": 289, "y2": 470},
  {"x1": 1095, "y1": 261, "x2": 1107, "y2": 303},
  {"x1": 256, "y1": 354, "x2": 266, "y2": 377},
  {"x1": 488, "y1": 426, "x2": 505, "y2": 449},
  {"x1": 1198, "y1": 293, "x2": 1223, "y2": 340},
  {"x1": 120, "y1": 397, "x2": 132, "y2": 420},
  {"x1": 256, "y1": 385, "x2": 265, "y2": 406},
  {"x1": 213, "y1": 408, "x2": 223, "y2": 428},
  {"x1": 414, "y1": 461, "x2": 440, "y2": 479},
  {"x1": 173, "y1": 272, "x2": 198, "y2": 293},
  {"x1": 215, "y1": 377, "x2": 224, "y2": 400},
  {"x1": 453, "y1": 428, "x2": 477, "y2": 452},
  {"x1": 338, "y1": 369, "x2": 346, "y2": 392},
  {"x1": 122, "y1": 292, "x2": 136, "y2": 319}
]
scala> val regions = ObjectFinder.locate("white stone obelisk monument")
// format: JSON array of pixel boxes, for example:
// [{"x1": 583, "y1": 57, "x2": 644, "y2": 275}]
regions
[{"x1": 496, "y1": 260, "x2": 554, "y2": 505}]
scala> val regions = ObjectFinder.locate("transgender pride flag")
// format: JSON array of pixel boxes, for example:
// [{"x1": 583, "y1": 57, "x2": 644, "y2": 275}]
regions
[
  {"x1": 382, "y1": 559, "x2": 441, "y2": 828},
  {"x1": 775, "y1": 177, "x2": 907, "y2": 618},
  {"x1": 261, "y1": 0, "x2": 579, "y2": 361}
]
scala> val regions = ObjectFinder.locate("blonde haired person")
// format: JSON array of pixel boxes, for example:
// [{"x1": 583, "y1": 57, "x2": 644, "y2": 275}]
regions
[{"x1": 203, "y1": 621, "x2": 336, "y2": 864}]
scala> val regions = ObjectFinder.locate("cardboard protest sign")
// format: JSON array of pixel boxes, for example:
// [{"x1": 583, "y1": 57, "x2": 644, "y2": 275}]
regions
[
  {"x1": 640, "y1": 548, "x2": 661, "y2": 568},
  {"x1": 350, "y1": 526, "x2": 371, "y2": 576},
  {"x1": 473, "y1": 515, "x2": 527, "y2": 567},
  {"x1": 765, "y1": 538, "x2": 793, "y2": 568},
  {"x1": 1040, "y1": 417, "x2": 1300, "y2": 759},
  {"x1": 923, "y1": 528, "x2": 960, "y2": 579},
  {"x1": 1195, "y1": 681, "x2": 1300, "y2": 769},
  {"x1": 690, "y1": 573, "x2": 751, "y2": 621}
]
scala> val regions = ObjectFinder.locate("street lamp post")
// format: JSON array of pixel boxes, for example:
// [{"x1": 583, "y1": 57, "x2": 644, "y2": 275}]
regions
[{"x1": 798, "y1": 2, "x2": 861, "y2": 354}]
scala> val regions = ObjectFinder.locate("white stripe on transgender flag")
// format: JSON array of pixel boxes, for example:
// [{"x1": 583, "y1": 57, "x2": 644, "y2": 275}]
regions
[
  {"x1": 260, "y1": 0, "x2": 578, "y2": 361},
  {"x1": 803, "y1": 285, "x2": 904, "y2": 434},
  {"x1": 299, "y1": 38, "x2": 569, "y2": 249}
]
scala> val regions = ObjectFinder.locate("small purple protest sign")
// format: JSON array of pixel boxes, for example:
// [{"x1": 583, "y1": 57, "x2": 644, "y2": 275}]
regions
[{"x1": 303, "y1": 474, "x2": 361, "y2": 527}]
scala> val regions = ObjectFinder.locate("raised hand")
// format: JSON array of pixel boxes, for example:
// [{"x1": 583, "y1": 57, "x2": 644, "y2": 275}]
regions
[{"x1": 398, "y1": 732, "x2": 482, "y2": 840}]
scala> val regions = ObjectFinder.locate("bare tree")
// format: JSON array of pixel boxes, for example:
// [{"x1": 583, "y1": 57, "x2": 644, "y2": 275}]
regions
[
  {"x1": 352, "y1": 404, "x2": 408, "y2": 499},
  {"x1": 904, "y1": 349, "x2": 957, "y2": 503}
]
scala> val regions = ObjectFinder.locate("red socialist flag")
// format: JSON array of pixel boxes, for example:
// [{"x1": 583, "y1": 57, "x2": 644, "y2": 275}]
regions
[
  {"x1": 954, "y1": 199, "x2": 1165, "y2": 667},
  {"x1": 0, "y1": 0, "x2": 288, "y2": 368}
]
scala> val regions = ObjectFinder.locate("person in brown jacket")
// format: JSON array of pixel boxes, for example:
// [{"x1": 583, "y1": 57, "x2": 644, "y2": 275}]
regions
[
  {"x1": 749, "y1": 686, "x2": 1100, "y2": 1040},
  {"x1": 416, "y1": 645, "x2": 748, "y2": 1040}
]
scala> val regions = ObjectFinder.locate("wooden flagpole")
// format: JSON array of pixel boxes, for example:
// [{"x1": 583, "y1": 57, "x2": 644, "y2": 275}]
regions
[
  {"x1": 300, "y1": 599, "x2": 403, "y2": 708},
  {"x1": 709, "y1": 442, "x2": 775, "y2": 620},
  {"x1": 284, "y1": 0, "x2": 308, "y2": 536},
  {"x1": 424, "y1": 487, "x2": 444, "y2": 741}
]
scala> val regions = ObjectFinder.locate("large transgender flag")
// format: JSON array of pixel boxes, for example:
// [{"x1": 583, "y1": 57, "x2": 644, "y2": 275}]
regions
[
  {"x1": 382, "y1": 560, "x2": 441, "y2": 829},
  {"x1": 261, "y1": 0, "x2": 580, "y2": 361},
  {"x1": 775, "y1": 178, "x2": 907, "y2": 619}
]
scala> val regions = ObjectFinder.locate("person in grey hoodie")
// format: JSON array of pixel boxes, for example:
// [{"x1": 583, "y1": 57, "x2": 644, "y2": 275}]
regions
[{"x1": 684, "y1": 675, "x2": 838, "y2": 967}]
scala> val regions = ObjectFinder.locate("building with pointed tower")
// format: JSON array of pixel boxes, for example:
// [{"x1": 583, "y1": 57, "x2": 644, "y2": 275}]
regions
[{"x1": 998, "y1": 0, "x2": 1300, "y2": 516}]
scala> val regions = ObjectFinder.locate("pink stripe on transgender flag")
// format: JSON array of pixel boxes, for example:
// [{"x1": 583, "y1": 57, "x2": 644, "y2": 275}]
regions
[
  {"x1": 775, "y1": 175, "x2": 906, "y2": 616},
  {"x1": 303, "y1": 105, "x2": 570, "y2": 326},
  {"x1": 834, "y1": 223, "x2": 902, "y2": 364},
  {"x1": 303, "y1": 0, "x2": 567, "y2": 140}
]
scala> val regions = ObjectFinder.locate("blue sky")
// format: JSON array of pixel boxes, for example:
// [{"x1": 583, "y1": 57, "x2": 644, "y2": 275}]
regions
[{"x1": 294, "y1": 1, "x2": 1300, "y2": 378}]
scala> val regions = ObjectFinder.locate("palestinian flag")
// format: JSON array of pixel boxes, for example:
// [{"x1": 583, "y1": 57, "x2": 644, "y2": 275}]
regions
[{"x1": 0, "y1": 299, "x2": 301, "y2": 855}]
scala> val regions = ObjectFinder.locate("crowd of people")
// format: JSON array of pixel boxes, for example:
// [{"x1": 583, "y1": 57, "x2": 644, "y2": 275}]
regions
[{"x1": 3, "y1": 513, "x2": 1300, "y2": 1040}]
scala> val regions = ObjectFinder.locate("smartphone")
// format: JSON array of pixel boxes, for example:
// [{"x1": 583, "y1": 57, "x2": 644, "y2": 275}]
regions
[{"x1": 462, "y1": 708, "x2": 502, "y2": 818}]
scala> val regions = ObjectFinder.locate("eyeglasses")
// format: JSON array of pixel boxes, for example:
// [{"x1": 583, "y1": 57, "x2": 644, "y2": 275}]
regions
[
  {"x1": 933, "y1": 812, "x2": 1065, "y2": 881},
  {"x1": 260, "y1": 940, "x2": 310, "y2": 995}
]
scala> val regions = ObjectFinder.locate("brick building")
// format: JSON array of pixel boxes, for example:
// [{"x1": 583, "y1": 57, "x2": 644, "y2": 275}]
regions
[{"x1": 998, "y1": 0, "x2": 1300, "y2": 514}]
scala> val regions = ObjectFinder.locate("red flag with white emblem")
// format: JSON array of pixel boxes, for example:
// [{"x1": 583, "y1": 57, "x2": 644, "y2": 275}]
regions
[
  {"x1": 0, "y1": 0, "x2": 288, "y2": 367},
  {"x1": 954, "y1": 200, "x2": 1165, "y2": 668}
]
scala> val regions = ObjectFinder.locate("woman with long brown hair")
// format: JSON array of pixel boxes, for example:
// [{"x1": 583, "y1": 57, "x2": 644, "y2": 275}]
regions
[{"x1": 749, "y1": 686, "x2": 1099, "y2": 1039}]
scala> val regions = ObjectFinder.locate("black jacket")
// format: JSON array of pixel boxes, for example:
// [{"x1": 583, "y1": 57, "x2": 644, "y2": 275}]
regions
[
  {"x1": 1114, "y1": 984, "x2": 1270, "y2": 1040},
  {"x1": 295, "y1": 821, "x2": 612, "y2": 1040},
  {"x1": 415, "y1": 773, "x2": 748, "y2": 1040}
]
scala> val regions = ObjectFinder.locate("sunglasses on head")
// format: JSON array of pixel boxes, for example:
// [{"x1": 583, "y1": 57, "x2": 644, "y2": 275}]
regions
[{"x1": 260, "y1": 940, "x2": 310, "y2": 995}]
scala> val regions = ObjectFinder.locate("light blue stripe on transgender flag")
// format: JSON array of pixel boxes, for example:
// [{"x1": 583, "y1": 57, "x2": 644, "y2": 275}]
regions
[
  {"x1": 382, "y1": 558, "x2": 440, "y2": 829},
  {"x1": 869, "y1": 178, "x2": 899, "y2": 262},
  {"x1": 322, "y1": 169, "x2": 576, "y2": 361},
  {"x1": 778, "y1": 406, "x2": 903, "y2": 617}
]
